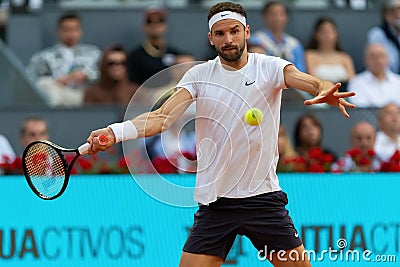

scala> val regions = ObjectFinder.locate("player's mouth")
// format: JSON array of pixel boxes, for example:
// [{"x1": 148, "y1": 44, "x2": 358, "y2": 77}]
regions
[{"x1": 222, "y1": 45, "x2": 238, "y2": 51}]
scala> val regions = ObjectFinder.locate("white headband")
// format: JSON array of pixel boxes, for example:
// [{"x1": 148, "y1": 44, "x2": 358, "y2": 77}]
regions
[{"x1": 208, "y1": 11, "x2": 246, "y2": 31}]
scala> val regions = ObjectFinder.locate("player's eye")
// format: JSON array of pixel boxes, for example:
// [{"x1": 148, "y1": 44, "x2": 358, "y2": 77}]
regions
[{"x1": 232, "y1": 29, "x2": 239, "y2": 34}]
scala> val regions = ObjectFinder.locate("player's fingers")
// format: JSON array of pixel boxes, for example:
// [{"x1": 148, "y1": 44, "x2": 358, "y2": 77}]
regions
[
  {"x1": 340, "y1": 98, "x2": 356, "y2": 108},
  {"x1": 88, "y1": 129, "x2": 102, "y2": 143},
  {"x1": 87, "y1": 132, "x2": 94, "y2": 145},
  {"x1": 333, "y1": 91, "x2": 356, "y2": 98},
  {"x1": 322, "y1": 82, "x2": 341, "y2": 97},
  {"x1": 304, "y1": 96, "x2": 324, "y2": 105},
  {"x1": 90, "y1": 136, "x2": 99, "y2": 153},
  {"x1": 330, "y1": 82, "x2": 342, "y2": 92},
  {"x1": 94, "y1": 136, "x2": 112, "y2": 152},
  {"x1": 339, "y1": 103, "x2": 350, "y2": 118}
]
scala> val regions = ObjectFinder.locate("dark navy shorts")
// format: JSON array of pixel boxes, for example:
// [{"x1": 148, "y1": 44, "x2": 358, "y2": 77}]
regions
[{"x1": 183, "y1": 190, "x2": 302, "y2": 260}]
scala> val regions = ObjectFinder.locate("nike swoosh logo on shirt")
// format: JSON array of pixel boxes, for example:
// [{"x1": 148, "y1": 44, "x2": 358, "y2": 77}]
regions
[{"x1": 245, "y1": 81, "x2": 255, "y2": 86}]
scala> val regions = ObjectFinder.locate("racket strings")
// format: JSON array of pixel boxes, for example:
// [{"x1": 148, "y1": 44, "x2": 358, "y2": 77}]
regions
[{"x1": 25, "y1": 143, "x2": 66, "y2": 198}]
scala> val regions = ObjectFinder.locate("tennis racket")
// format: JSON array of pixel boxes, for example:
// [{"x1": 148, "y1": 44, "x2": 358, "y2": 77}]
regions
[{"x1": 22, "y1": 134, "x2": 108, "y2": 200}]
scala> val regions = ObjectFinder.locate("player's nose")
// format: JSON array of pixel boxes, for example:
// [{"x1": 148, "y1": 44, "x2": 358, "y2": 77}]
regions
[{"x1": 223, "y1": 33, "x2": 234, "y2": 44}]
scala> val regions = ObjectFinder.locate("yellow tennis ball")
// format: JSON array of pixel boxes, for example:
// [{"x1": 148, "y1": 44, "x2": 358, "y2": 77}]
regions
[{"x1": 245, "y1": 108, "x2": 263, "y2": 126}]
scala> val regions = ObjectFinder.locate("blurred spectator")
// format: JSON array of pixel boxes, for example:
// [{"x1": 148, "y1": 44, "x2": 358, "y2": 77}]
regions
[
  {"x1": 84, "y1": 44, "x2": 139, "y2": 106},
  {"x1": 248, "y1": 1, "x2": 305, "y2": 72},
  {"x1": 0, "y1": 134, "x2": 15, "y2": 164},
  {"x1": 0, "y1": 134, "x2": 17, "y2": 175},
  {"x1": 0, "y1": 0, "x2": 8, "y2": 41},
  {"x1": 294, "y1": 113, "x2": 337, "y2": 161},
  {"x1": 348, "y1": 43, "x2": 400, "y2": 107},
  {"x1": 333, "y1": 0, "x2": 367, "y2": 10},
  {"x1": 276, "y1": 124, "x2": 298, "y2": 172},
  {"x1": 26, "y1": 12, "x2": 101, "y2": 107},
  {"x1": 147, "y1": 104, "x2": 196, "y2": 173},
  {"x1": 278, "y1": 124, "x2": 297, "y2": 163},
  {"x1": 149, "y1": 55, "x2": 196, "y2": 107},
  {"x1": 332, "y1": 121, "x2": 381, "y2": 172},
  {"x1": 202, "y1": 43, "x2": 218, "y2": 61},
  {"x1": 374, "y1": 103, "x2": 400, "y2": 161},
  {"x1": 367, "y1": 0, "x2": 400, "y2": 74},
  {"x1": 20, "y1": 116, "x2": 49, "y2": 149},
  {"x1": 127, "y1": 6, "x2": 193, "y2": 88},
  {"x1": 305, "y1": 16, "x2": 355, "y2": 89}
]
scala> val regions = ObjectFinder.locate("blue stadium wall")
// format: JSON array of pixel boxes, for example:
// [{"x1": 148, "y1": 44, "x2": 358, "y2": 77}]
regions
[{"x1": 0, "y1": 173, "x2": 399, "y2": 266}]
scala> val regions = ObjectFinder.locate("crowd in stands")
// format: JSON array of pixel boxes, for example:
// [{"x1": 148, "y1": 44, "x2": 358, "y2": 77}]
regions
[
  {"x1": 26, "y1": 13, "x2": 101, "y2": 107},
  {"x1": 1, "y1": 0, "x2": 400, "y2": 174},
  {"x1": 277, "y1": 103, "x2": 400, "y2": 173}
]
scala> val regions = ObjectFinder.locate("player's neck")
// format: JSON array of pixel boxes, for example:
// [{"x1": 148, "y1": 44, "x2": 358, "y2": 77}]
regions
[{"x1": 219, "y1": 50, "x2": 249, "y2": 70}]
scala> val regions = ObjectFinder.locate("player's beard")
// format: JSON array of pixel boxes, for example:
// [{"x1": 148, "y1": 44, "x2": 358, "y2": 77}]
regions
[{"x1": 216, "y1": 41, "x2": 246, "y2": 62}]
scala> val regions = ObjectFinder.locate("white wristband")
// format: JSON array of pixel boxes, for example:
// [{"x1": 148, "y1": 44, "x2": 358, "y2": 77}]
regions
[{"x1": 108, "y1": 121, "x2": 138, "y2": 143}]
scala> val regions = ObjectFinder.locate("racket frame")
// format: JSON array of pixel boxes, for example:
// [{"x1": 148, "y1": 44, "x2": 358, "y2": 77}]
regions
[{"x1": 22, "y1": 140, "x2": 81, "y2": 200}]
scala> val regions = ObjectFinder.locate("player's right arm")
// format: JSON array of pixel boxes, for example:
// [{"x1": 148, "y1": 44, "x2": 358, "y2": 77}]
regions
[
  {"x1": 87, "y1": 88, "x2": 193, "y2": 155},
  {"x1": 283, "y1": 64, "x2": 356, "y2": 118},
  {"x1": 129, "y1": 88, "x2": 193, "y2": 138}
]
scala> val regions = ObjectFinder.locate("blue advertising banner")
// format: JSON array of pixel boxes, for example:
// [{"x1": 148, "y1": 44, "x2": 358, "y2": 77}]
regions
[{"x1": 0, "y1": 173, "x2": 399, "y2": 266}]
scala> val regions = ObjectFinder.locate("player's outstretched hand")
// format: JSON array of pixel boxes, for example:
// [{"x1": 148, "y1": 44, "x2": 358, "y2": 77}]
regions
[
  {"x1": 87, "y1": 127, "x2": 116, "y2": 155},
  {"x1": 304, "y1": 82, "x2": 356, "y2": 118}
]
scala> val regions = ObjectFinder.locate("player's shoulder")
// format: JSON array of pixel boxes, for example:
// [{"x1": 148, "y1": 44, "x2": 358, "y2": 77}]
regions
[
  {"x1": 251, "y1": 52, "x2": 286, "y2": 63},
  {"x1": 187, "y1": 57, "x2": 218, "y2": 72}
]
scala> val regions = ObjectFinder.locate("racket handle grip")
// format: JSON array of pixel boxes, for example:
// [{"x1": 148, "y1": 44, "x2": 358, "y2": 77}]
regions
[{"x1": 78, "y1": 143, "x2": 90, "y2": 155}]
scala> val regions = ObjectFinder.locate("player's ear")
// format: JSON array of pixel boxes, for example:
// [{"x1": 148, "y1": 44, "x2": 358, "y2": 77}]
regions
[
  {"x1": 208, "y1": 32, "x2": 214, "y2": 45},
  {"x1": 245, "y1": 25, "x2": 250, "y2": 40}
]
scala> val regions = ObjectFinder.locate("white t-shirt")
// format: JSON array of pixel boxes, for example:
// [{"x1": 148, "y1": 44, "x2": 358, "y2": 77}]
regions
[
  {"x1": 177, "y1": 53, "x2": 291, "y2": 205},
  {"x1": 374, "y1": 131, "x2": 400, "y2": 162},
  {"x1": 0, "y1": 135, "x2": 16, "y2": 164},
  {"x1": 348, "y1": 70, "x2": 400, "y2": 108}
]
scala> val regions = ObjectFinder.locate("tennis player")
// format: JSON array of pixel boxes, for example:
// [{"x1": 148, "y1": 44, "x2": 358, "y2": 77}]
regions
[{"x1": 87, "y1": 2, "x2": 355, "y2": 266}]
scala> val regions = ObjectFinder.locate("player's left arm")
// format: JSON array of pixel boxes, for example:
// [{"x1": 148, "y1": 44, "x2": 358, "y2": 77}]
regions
[{"x1": 283, "y1": 64, "x2": 356, "y2": 118}]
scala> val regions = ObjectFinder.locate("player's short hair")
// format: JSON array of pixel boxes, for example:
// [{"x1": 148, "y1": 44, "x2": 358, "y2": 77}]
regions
[
  {"x1": 58, "y1": 12, "x2": 81, "y2": 27},
  {"x1": 208, "y1": 2, "x2": 247, "y2": 22},
  {"x1": 262, "y1": 1, "x2": 288, "y2": 15}
]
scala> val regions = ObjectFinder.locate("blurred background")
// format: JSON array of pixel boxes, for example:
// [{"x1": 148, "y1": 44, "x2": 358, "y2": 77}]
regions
[{"x1": 0, "y1": 0, "x2": 385, "y2": 159}]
